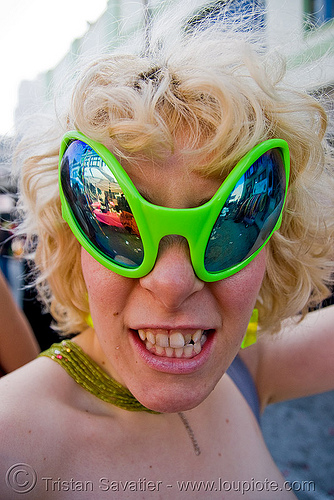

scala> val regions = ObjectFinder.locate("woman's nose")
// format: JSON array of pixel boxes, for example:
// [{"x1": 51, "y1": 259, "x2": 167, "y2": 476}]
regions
[{"x1": 139, "y1": 237, "x2": 204, "y2": 311}]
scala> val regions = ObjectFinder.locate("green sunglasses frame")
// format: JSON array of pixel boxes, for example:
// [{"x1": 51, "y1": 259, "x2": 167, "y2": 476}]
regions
[{"x1": 59, "y1": 131, "x2": 290, "y2": 282}]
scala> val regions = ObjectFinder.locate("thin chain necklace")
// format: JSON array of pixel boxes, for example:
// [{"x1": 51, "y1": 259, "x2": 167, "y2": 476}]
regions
[{"x1": 40, "y1": 340, "x2": 201, "y2": 455}]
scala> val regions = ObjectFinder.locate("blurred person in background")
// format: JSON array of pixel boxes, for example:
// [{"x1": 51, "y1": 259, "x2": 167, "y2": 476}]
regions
[{"x1": 0, "y1": 269, "x2": 39, "y2": 377}]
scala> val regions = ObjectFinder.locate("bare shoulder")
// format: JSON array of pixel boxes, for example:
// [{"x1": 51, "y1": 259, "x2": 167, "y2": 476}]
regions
[
  {"x1": 0, "y1": 358, "x2": 91, "y2": 498},
  {"x1": 0, "y1": 356, "x2": 73, "y2": 414},
  {"x1": 0, "y1": 357, "x2": 80, "y2": 464}
]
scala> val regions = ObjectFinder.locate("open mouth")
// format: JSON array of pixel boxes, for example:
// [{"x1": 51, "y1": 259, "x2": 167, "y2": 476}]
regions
[{"x1": 137, "y1": 329, "x2": 211, "y2": 359}]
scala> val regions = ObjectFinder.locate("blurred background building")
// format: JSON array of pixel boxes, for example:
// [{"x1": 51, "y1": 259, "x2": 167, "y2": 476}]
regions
[{"x1": 12, "y1": 0, "x2": 334, "y2": 136}]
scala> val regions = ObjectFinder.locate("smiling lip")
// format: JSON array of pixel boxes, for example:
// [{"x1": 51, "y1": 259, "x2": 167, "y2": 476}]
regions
[{"x1": 129, "y1": 328, "x2": 216, "y2": 375}]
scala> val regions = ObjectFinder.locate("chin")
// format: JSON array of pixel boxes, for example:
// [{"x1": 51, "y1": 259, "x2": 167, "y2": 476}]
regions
[
  {"x1": 139, "y1": 397, "x2": 206, "y2": 414},
  {"x1": 129, "y1": 377, "x2": 218, "y2": 414}
]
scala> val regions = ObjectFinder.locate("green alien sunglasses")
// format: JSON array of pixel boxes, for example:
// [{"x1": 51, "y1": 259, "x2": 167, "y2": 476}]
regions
[{"x1": 59, "y1": 131, "x2": 290, "y2": 282}]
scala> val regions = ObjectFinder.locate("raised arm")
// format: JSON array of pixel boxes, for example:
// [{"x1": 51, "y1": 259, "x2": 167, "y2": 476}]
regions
[{"x1": 241, "y1": 305, "x2": 334, "y2": 410}]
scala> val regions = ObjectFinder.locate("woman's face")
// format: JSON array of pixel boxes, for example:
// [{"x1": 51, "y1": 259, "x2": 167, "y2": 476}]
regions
[{"x1": 82, "y1": 149, "x2": 266, "y2": 413}]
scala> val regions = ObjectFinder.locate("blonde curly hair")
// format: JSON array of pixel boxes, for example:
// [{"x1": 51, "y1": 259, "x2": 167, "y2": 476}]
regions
[{"x1": 17, "y1": 24, "x2": 334, "y2": 336}]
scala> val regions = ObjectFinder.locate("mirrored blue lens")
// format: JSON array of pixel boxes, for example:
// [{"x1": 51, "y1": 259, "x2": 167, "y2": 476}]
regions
[
  {"x1": 60, "y1": 140, "x2": 144, "y2": 268},
  {"x1": 204, "y1": 148, "x2": 286, "y2": 272}
]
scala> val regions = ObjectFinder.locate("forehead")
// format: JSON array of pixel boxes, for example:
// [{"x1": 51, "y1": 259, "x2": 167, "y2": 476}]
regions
[{"x1": 119, "y1": 151, "x2": 222, "y2": 209}]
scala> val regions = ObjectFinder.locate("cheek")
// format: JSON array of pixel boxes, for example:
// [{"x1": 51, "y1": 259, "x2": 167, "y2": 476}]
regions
[
  {"x1": 81, "y1": 248, "x2": 110, "y2": 294},
  {"x1": 81, "y1": 248, "x2": 131, "y2": 317},
  {"x1": 212, "y1": 249, "x2": 266, "y2": 323}
]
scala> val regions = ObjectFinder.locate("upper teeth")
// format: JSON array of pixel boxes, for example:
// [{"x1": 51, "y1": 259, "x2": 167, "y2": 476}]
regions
[
  {"x1": 139, "y1": 329, "x2": 203, "y2": 347},
  {"x1": 138, "y1": 329, "x2": 207, "y2": 358}
]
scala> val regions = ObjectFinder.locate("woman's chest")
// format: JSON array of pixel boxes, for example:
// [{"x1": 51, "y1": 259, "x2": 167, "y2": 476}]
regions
[
  {"x1": 44, "y1": 399, "x2": 291, "y2": 499},
  {"x1": 44, "y1": 431, "x2": 293, "y2": 500}
]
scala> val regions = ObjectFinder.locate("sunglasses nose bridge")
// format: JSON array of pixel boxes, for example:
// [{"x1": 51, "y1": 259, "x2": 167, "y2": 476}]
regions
[{"x1": 143, "y1": 204, "x2": 210, "y2": 250}]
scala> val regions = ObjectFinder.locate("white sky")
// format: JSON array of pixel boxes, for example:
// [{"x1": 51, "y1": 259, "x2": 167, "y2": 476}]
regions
[{"x1": 0, "y1": 0, "x2": 108, "y2": 136}]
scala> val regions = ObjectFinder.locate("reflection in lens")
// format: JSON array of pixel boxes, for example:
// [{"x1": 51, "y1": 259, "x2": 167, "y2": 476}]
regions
[
  {"x1": 61, "y1": 140, "x2": 144, "y2": 268},
  {"x1": 204, "y1": 149, "x2": 285, "y2": 273}
]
